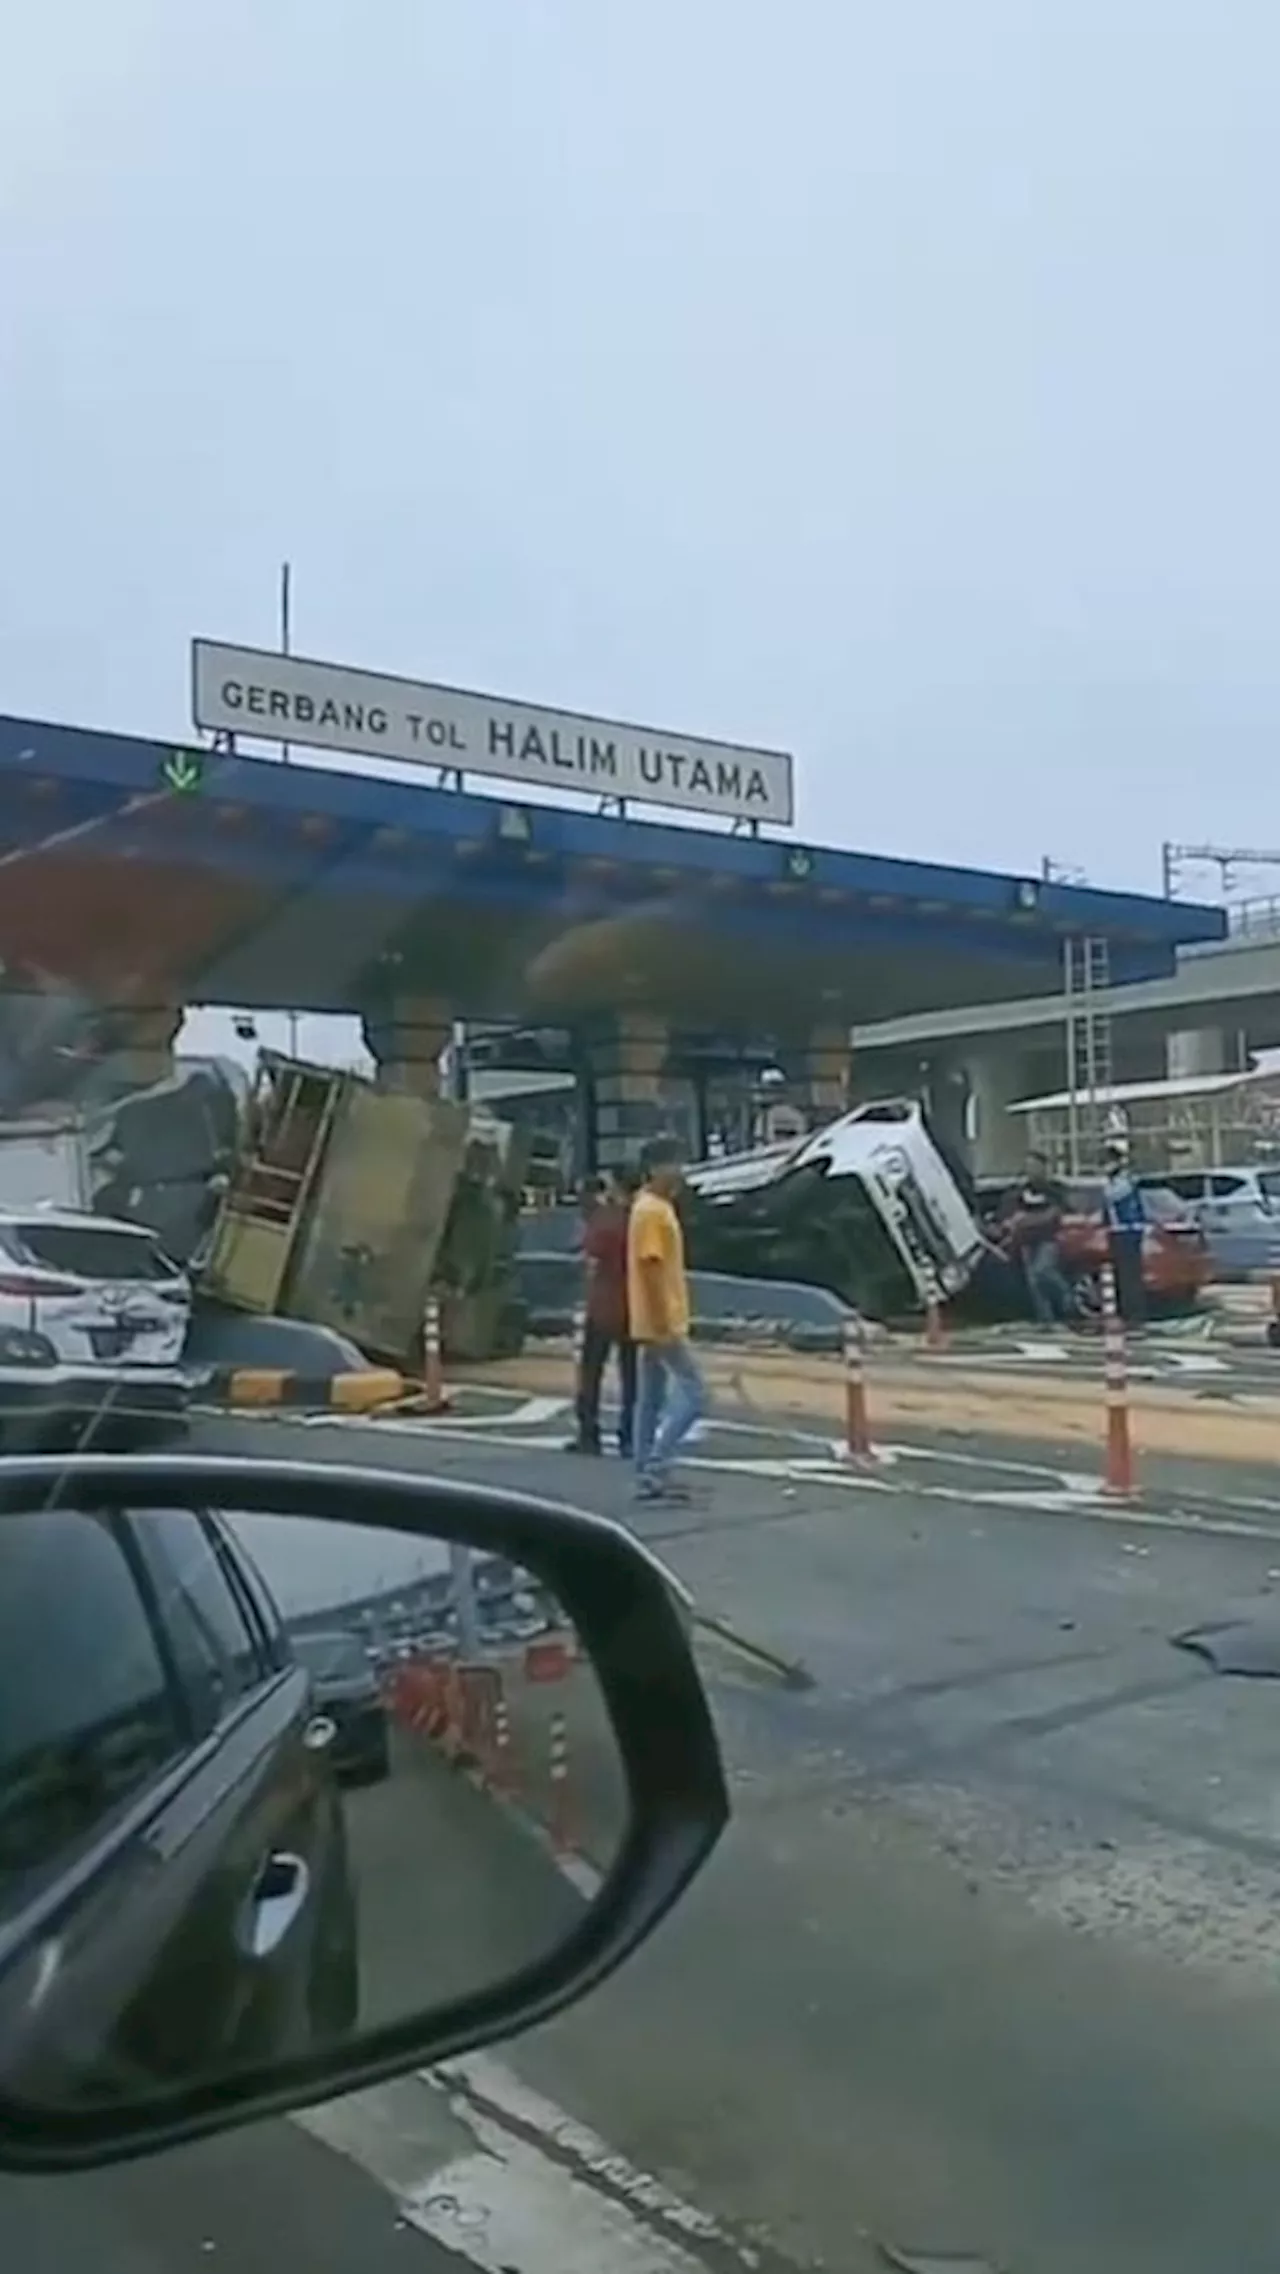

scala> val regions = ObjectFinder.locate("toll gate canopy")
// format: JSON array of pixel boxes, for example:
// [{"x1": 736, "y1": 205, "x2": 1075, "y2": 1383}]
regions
[{"x1": 0, "y1": 713, "x2": 1225, "y2": 1029}]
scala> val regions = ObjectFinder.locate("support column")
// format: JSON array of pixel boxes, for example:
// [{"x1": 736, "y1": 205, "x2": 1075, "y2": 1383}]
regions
[
  {"x1": 0, "y1": 973, "x2": 186, "y2": 1106},
  {"x1": 361, "y1": 993, "x2": 452, "y2": 1098},
  {"x1": 794, "y1": 1023, "x2": 852, "y2": 1129},
  {"x1": 584, "y1": 1012, "x2": 692, "y2": 1172},
  {"x1": 959, "y1": 1046, "x2": 1032, "y2": 1176}
]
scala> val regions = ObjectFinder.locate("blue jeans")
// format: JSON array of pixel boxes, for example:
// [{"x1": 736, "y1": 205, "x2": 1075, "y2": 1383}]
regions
[
  {"x1": 634, "y1": 1340, "x2": 704, "y2": 1484},
  {"x1": 1024, "y1": 1240, "x2": 1071, "y2": 1326}
]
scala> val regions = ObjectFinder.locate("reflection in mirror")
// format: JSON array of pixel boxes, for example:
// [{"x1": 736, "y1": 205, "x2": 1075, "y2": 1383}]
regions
[{"x1": 0, "y1": 1502, "x2": 627, "y2": 2114}]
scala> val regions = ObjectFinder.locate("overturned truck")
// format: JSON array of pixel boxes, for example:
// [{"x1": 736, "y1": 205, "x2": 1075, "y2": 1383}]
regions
[
  {"x1": 0, "y1": 982, "x2": 526, "y2": 1364},
  {"x1": 681, "y1": 1099, "x2": 987, "y2": 1323},
  {"x1": 201, "y1": 1051, "x2": 526, "y2": 1362}
]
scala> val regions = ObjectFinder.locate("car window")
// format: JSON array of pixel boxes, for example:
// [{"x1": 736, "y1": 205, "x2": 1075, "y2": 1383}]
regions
[
  {"x1": 0, "y1": 1510, "x2": 182, "y2": 1910},
  {"x1": 8, "y1": 1221, "x2": 179, "y2": 1282},
  {"x1": 1208, "y1": 1173, "x2": 1249, "y2": 1198},
  {"x1": 209, "y1": 1516, "x2": 291, "y2": 1675},
  {"x1": 1138, "y1": 1186, "x2": 1189, "y2": 1226},
  {"x1": 294, "y1": 1630, "x2": 368, "y2": 1683},
  {"x1": 1143, "y1": 1172, "x2": 1205, "y2": 1202},
  {"x1": 1259, "y1": 1171, "x2": 1280, "y2": 1202},
  {"x1": 129, "y1": 1509, "x2": 271, "y2": 1734}
]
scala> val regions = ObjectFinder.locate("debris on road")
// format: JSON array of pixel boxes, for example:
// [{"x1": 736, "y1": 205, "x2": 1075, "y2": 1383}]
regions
[{"x1": 1173, "y1": 1618, "x2": 1280, "y2": 1677}]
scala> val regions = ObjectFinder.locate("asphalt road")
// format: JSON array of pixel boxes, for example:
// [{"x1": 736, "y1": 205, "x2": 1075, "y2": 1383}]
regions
[
  {"x1": 11, "y1": 1393, "x2": 1280, "y2": 2271},
  {"x1": 350, "y1": 1732, "x2": 589, "y2": 2032},
  {"x1": 0, "y1": 2108, "x2": 469, "y2": 2274}
]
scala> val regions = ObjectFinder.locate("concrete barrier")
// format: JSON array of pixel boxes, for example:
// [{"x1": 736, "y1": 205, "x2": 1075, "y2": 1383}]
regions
[
  {"x1": 518, "y1": 1250, "x2": 857, "y2": 1354},
  {"x1": 185, "y1": 1307, "x2": 376, "y2": 1374},
  {"x1": 199, "y1": 1365, "x2": 406, "y2": 1412}
]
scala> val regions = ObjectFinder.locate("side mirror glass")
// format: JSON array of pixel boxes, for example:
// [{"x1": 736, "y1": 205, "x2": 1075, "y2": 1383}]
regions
[{"x1": 0, "y1": 1455, "x2": 726, "y2": 2170}]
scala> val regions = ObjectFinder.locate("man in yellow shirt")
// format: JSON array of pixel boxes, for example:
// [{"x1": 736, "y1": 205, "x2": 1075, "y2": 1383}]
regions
[{"x1": 627, "y1": 1135, "x2": 704, "y2": 1501}]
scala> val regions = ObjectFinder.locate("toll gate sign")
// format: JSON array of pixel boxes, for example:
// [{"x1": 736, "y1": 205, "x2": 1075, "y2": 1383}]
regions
[{"x1": 191, "y1": 640, "x2": 794, "y2": 826}]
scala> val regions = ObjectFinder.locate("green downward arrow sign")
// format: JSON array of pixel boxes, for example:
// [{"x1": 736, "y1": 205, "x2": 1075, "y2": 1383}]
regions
[{"x1": 161, "y1": 749, "x2": 204, "y2": 794}]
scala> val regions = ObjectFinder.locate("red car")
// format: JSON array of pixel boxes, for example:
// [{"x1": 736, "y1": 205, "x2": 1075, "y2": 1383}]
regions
[{"x1": 974, "y1": 1176, "x2": 1210, "y2": 1317}]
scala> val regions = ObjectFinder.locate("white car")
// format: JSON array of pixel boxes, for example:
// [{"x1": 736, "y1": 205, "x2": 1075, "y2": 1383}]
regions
[
  {"x1": 0, "y1": 1207, "x2": 193, "y2": 1447},
  {"x1": 1137, "y1": 1166, "x2": 1280, "y2": 1278}
]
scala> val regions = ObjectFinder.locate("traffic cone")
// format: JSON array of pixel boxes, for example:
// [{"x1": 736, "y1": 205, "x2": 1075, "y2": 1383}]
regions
[
  {"x1": 842, "y1": 1315, "x2": 872, "y2": 1460},
  {"x1": 490, "y1": 1683, "x2": 514, "y2": 1794},
  {"x1": 923, "y1": 1270, "x2": 948, "y2": 1353},
  {"x1": 1100, "y1": 1264, "x2": 1136, "y2": 1500},
  {"x1": 524, "y1": 1628, "x2": 573, "y2": 1684},
  {"x1": 421, "y1": 1293, "x2": 450, "y2": 1413},
  {"x1": 548, "y1": 1709, "x2": 572, "y2": 1855}
]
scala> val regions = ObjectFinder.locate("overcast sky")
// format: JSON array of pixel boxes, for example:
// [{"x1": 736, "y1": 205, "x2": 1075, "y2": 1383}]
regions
[{"x1": 3, "y1": 3, "x2": 1276, "y2": 898}]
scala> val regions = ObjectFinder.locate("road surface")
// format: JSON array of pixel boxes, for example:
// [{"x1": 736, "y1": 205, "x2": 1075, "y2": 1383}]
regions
[{"x1": 8, "y1": 1386, "x2": 1280, "y2": 2271}]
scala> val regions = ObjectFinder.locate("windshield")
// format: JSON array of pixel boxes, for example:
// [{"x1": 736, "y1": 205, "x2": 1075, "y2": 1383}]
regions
[
  {"x1": 7, "y1": 14, "x2": 1280, "y2": 2274},
  {"x1": 291, "y1": 1630, "x2": 369, "y2": 1685}
]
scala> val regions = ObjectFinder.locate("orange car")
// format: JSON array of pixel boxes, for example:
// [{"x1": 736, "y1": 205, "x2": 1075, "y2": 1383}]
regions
[{"x1": 975, "y1": 1176, "x2": 1211, "y2": 1316}]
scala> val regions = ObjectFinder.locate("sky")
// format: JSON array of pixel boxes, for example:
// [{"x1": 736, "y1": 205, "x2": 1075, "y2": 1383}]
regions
[{"x1": 3, "y1": 2, "x2": 1278, "y2": 899}]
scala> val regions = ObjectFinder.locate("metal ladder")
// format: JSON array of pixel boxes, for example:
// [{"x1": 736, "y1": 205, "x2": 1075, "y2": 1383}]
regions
[{"x1": 1064, "y1": 935, "x2": 1112, "y2": 1171}]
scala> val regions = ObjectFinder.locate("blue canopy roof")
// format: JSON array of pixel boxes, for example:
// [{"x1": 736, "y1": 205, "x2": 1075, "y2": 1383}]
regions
[{"x1": 0, "y1": 712, "x2": 1225, "y2": 1025}]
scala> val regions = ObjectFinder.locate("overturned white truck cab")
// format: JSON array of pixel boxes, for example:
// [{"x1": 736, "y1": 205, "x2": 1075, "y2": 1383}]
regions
[{"x1": 682, "y1": 1099, "x2": 986, "y2": 1322}]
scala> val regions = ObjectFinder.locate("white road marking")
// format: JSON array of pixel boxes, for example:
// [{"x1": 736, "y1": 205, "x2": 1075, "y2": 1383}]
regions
[
  {"x1": 297, "y1": 2049, "x2": 759, "y2": 2273},
  {"x1": 297, "y1": 1397, "x2": 1280, "y2": 1544},
  {"x1": 921, "y1": 1340, "x2": 1232, "y2": 1380},
  {"x1": 751, "y1": 1458, "x2": 1280, "y2": 1540},
  {"x1": 420, "y1": 2052, "x2": 759, "y2": 2270},
  {"x1": 679, "y1": 1442, "x2": 1280, "y2": 1540},
  {"x1": 556, "y1": 1850, "x2": 606, "y2": 1899}
]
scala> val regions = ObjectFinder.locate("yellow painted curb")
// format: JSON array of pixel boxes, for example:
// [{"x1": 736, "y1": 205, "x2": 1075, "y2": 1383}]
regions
[
  {"x1": 330, "y1": 1369, "x2": 406, "y2": 1411},
  {"x1": 225, "y1": 1369, "x2": 292, "y2": 1406},
  {"x1": 217, "y1": 1368, "x2": 407, "y2": 1411}
]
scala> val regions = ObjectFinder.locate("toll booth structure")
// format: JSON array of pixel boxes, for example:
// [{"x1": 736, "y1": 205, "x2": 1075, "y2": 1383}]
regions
[{"x1": 0, "y1": 711, "x2": 1227, "y2": 1174}]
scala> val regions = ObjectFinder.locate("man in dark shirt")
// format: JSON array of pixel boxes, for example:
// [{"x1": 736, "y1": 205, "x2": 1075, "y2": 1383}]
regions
[
  {"x1": 1006, "y1": 1150, "x2": 1072, "y2": 1326},
  {"x1": 569, "y1": 1166, "x2": 639, "y2": 1456}
]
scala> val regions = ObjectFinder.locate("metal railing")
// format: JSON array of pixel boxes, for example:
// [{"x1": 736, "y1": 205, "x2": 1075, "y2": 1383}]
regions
[{"x1": 1227, "y1": 896, "x2": 1280, "y2": 940}]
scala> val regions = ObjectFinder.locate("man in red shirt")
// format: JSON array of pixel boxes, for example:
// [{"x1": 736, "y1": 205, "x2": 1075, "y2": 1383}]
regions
[{"x1": 570, "y1": 1166, "x2": 638, "y2": 1456}]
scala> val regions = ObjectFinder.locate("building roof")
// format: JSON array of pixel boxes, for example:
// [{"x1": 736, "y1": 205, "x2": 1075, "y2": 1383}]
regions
[{"x1": 1008, "y1": 1068, "x2": 1272, "y2": 1114}]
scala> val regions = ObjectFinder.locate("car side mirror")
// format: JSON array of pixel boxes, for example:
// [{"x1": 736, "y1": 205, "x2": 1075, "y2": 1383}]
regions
[{"x1": 0, "y1": 1453, "x2": 728, "y2": 2173}]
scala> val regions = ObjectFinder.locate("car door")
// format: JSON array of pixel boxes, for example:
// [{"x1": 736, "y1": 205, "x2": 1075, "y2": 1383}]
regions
[
  {"x1": 1, "y1": 1217, "x2": 190, "y2": 1368},
  {"x1": 1256, "y1": 1172, "x2": 1280, "y2": 1267},
  {"x1": 1202, "y1": 1173, "x2": 1261, "y2": 1273},
  {"x1": 0, "y1": 1499, "x2": 351, "y2": 2114},
  {"x1": 0, "y1": 1504, "x2": 205, "y2": 2109},
  {"x1": 120, "y1": 1506, "x2": 354, "y2": 2076}
]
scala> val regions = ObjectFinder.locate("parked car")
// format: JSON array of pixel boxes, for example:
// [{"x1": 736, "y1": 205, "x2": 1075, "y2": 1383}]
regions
[
  {"x1": 1136, "y1": 1166, "x2": 1280, "y2": 1279},
  {"x1": 972, "y1": 1175, "x2": 1210, "y2": 1319},
  {"x1": 0, "y1": 1207, "x2": 193, "y2": 1447},
  {"x1": 0, "y1": 1501, "x2": 359, "y2": 2109},
  {"x1": 291, "y1": 1628, "x2": 392, "y2": 1786}
]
